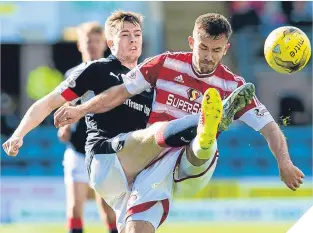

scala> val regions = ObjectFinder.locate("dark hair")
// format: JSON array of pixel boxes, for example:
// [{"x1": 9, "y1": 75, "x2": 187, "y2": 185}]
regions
[{"x1": 195, "y1": 13, "x2": 232, "y2": 40}]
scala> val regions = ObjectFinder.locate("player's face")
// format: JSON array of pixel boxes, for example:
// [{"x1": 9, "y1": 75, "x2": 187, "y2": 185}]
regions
[
  {"x1": 189, "y1": 29, "x2": 230, "y2": 74},
  {"x1": 78, "y1": 33, "x2": 106, "y2": 61},
  {"x1": 111, "y1": 21, "x2": 143, "y2": 63}
]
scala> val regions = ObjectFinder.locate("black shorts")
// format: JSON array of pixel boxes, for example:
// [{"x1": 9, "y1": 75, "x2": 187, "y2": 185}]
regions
[{"x1": 85, "y1": 133, "x2": 127, "y2": 176}]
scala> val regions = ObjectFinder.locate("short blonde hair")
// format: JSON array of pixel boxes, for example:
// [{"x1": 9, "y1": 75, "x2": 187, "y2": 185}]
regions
[
  {"x1": 76, "y1": 21, "x2": 105, "y2": 39},
  {"x1": 105, "y1": 10, "x2": 143, "y2": 40}
]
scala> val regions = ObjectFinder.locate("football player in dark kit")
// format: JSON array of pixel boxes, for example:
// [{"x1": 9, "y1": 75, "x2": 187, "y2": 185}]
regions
[{"x1": 3, "y1": 11, "x2": 153, "y2": 233}]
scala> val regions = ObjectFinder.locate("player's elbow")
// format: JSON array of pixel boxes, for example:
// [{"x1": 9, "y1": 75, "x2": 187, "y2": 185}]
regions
[
  {"x1": 116, "y1": 84, "x2": 132, "y2": 101},
  {"x1": 28, "y1": 100, "x2": 54, "y2": 121},
  {"x1": 260, "y1": 121, "x2": 286, "y2": 147},
  {"x1": 34, "y1": 91, "x2": 66, "y2": 115},
  {"x1": 260, "y1": 121, "x2": 279, "y2": 138}
]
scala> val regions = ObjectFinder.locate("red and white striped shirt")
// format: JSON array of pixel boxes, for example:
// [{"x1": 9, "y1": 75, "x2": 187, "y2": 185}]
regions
[{"x1": 123, "y1": 52, "x2": 273, "y2": 131}]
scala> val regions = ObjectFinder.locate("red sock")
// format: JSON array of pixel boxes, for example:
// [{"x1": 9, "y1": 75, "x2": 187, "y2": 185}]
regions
[
  {"x1": 107, "y1": 221, "x2": 117, "y2": 233},
  {"x1": 68, "y1": 218, "x2": 83, "y2": 233}
]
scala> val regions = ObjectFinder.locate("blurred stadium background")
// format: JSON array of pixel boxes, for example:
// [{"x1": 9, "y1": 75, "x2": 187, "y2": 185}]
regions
[{"x1": 1, "y1": 1, "x2": 312, "y2": 233}]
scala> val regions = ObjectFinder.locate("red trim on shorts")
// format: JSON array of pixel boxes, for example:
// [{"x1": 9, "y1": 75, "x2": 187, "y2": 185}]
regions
[
  {"x1": 61, "y1": 88, "x2": 79, "y2": 101},
  {"x1": 126, "y1": 201, "x2": 157, "y2": 217},
  {"x1": 235, "y1": 98, "x2": 257, "y2": 119},
  {"x1": 68, "y1": 218, "x2": 83, "y2": 229},
  {"x1": 173, "y1": 149, "x2": 219, "y2": 183},
  {"x1": 154, "y1": 122, "x2": 170, "y2": 147},
  {"x1": 143, "y1": 148, "x2": 172, "y2": 170},
  {"x1": 159, "y1": 199, "x2": 170, "y2": 226},
  {"x1": 125, "y1": 199, "x2": 170, "y2": 228}
]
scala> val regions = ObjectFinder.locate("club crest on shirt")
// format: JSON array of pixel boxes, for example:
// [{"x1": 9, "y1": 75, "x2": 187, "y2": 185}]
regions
[
  {"x1": 128, "y1": 69, "x2": 137, "y2": 79},
  {"x1": 187, "y1": 88, "x2": 201, "y2": 101},
  {"x1": 64, "y1": 77, "x2": 76, "y2": 88},
  {"x1": 127, "y1": 193, "x2": 138, "y2": 207},
  {"x1": 254, "y1": 107, "x2": 269, "y2": 117}
]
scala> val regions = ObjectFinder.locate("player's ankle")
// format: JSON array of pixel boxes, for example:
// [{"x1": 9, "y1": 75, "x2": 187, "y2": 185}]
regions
[
  {"x1": 154, "y1": 122, "x2": 170, "y2": 147},
  {"x1": 154, "y1": 115, "x2": 198, "y2": 148},
  {"x1": 67, "y1": 218, "x2": 83, "y2": 233},
  {"x1": 107, "y1": 221, "x2": 118, "y2": 233},
  {"x1": 192, "y1": 135, "x2": 217, "y2": 159}
]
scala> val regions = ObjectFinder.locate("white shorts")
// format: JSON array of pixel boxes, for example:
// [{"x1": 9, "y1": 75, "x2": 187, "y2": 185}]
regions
[
  {"x1": 89, "y1": 149, "x2": 176, "y2": 232},
  {"x1": 63, "y1": 146, "x2": 89, "y2": 184},
  {"x1": 88, "y1": 141, "x2": 218, "y2": 232}
]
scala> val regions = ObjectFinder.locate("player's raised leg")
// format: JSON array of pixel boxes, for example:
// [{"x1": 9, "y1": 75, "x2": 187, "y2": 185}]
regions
[
  {"x1": 115, "y1": 122, "x2": 167, "y2": 181},
  {"x1": 173, "y1": 84, "x2": 256, "y2": 197},
  {"x1": 172, "y1": 88, "x2": 223, "y2": 198},
  {"x1": 154, "y1": 82, "x2": 255, "y2": 148},
  {"x1": 189, "y1": 88, "x2": 222, "y2": 160},
  {"x1": 114, "y1": 88, "x2": 221, "y2": 182},
  {"x1": 185, "y1": 83, "x2": 256, "y2": 162},
  {"x1": 115, "y1": 84, "x2": 255, "y2": 183},
  {"x1": 219, "y1": 82, "x2": 255, "y2": 131}
]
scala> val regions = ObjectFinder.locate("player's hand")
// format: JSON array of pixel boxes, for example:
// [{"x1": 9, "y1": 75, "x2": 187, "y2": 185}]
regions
[
  {"x1": 57, "y1": 125, "x2": 71, "y2": 142},
  {"x1": 2, "y1": 136, "x2": 23, "y2": 157},
  {"x1": 54, "y1": 105, "x2": 83, "y2": 128},
  {"x1": 278, "y1": 160, "x2": 304, "y2": 191}
]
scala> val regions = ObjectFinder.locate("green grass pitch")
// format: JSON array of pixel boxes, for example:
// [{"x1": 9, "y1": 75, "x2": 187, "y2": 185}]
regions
[{"x1": 0, "y1": 222, "x2": 293, "y2": 233}]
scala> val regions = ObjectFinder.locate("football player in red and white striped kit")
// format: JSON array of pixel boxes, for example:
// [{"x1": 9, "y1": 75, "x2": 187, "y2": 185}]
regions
[{"x1": 37, "y1": 13, "x2": 306, "y2": 233}]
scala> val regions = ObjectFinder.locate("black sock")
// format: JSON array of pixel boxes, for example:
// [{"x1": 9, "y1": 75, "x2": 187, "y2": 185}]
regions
[
  {"x1": 110, "y1": 229, "x2": 118, "y2": 233},
  {"x1": 155, "y1": 113, "x2": 199, "y2": 147},
  {"x1": 69, "y1": 230, "x2": 83, "y2": 233}
]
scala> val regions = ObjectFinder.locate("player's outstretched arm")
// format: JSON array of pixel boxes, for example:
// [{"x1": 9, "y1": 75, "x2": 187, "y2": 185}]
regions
[
  {"x1": 2, "y1": 91, "x2": 67, "y2": 156},
  {"x1": 57, "y1": 102, "x2": 73, "y2": 143},
  {"x1": 54, "y1": 84, "x2": 132, "y2": 128},
  {"x1": 260, "y1": 121, "x2": 305, "y2": 191},
  {"x1": 57, "y1": 124, "x2": 72, "y2": 142}
]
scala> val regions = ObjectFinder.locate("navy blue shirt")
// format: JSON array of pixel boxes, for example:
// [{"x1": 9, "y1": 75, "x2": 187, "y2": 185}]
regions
[{"x1": 59, "y1": 55, "x2": 154, "y2": 154}]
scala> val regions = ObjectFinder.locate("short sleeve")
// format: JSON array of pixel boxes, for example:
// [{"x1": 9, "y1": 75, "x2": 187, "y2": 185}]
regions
[
  {"x1": 123, "y1": 54, "x2": 167, "y2": 95},
  {"x1": 55, "y1": 62, "x2": 97, "y2": 101}
]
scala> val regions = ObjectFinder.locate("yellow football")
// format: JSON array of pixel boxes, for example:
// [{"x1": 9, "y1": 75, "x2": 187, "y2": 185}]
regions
[{"x1": 264, "y1": 26, "x2": 311, "y2": 74}]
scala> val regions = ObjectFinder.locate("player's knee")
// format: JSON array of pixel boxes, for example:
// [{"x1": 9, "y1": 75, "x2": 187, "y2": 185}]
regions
[
  {"x1": 125, "y1": 220, "x2": 155, "y2": 233},
  {"x1": 132, "y1": 122, "x2": 166, "y2": 144},
  {"x1": 90, "y1": 175, "x2": 104, "y2": 195},
  {"x1": 150, "y1": 122, "x2": 168, "y2": 144},
  {"x1": 96, "y1": 197, "x2": 116, "y2": 222}
]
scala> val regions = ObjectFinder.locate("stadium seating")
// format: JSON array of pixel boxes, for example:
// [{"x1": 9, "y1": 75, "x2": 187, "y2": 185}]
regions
[
  {"x1": 1, "y1": 127, "x2": 65, "y2": 176},
  {"x1": 216, "y1": 125, "x2": 312, "y2": 177},
  {"x1": 1, "y1": 125, "x2": 312, "y2": 177}
]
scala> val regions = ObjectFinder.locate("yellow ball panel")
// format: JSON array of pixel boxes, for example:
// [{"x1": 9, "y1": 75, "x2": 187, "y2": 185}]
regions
[{"x1": 264, "y1": 26, "x2": 311, "y2": 74}]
